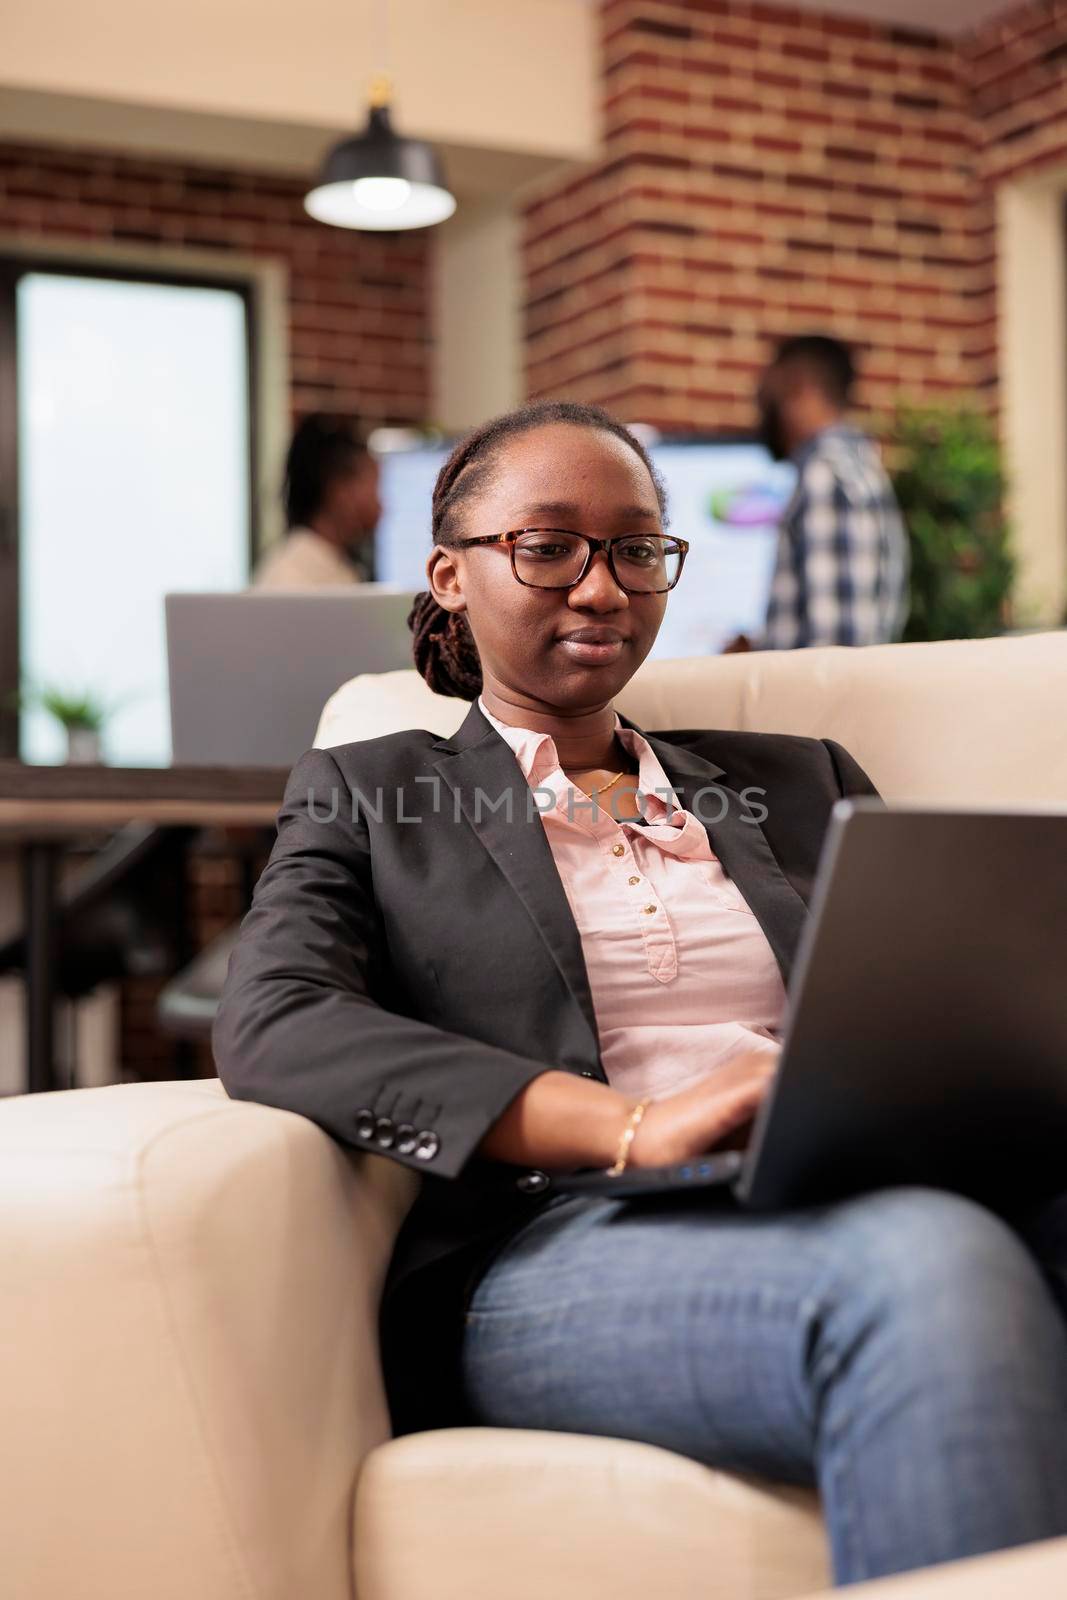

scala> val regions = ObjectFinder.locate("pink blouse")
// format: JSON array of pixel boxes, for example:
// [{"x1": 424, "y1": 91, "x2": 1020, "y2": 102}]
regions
[{"x1": 478, "y1": 701, "x2": 787, "y2": 1102}]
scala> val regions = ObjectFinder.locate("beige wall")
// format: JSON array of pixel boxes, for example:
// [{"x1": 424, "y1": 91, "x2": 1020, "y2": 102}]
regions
[
  {"x1": 1, "y1": 0, "x2": 598, "y2": 184},
  {"x1": 433, "y1": 200, "x2": 522, "y2": 432},
  {"x1": 997, "y1": 178, "x2": 1067, "y2": 628}
]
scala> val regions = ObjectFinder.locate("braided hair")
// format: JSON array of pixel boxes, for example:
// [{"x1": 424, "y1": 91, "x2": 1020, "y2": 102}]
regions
[{"x1": 407, "y1": 401, "x2": 667, "y2": 699}]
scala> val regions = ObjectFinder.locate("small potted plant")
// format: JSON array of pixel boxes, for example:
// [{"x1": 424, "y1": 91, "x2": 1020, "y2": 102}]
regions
[
  {"x1": 42, "y1": 689, "x2": 109, "y2": 764},
  {"x1": 10, "y1": 683, "x2": 112, "y2": 764}
]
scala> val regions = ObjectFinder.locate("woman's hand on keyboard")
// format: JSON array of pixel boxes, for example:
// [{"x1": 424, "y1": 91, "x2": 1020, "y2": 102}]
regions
[{"x1": 628, "y1": 1050, "x2": 779, "y2": 1169}]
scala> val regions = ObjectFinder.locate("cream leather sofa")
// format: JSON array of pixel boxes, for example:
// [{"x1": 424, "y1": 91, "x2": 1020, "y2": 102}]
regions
[{"x1": 2, "y1": 633, "x2": 1066, "y2": 1600}]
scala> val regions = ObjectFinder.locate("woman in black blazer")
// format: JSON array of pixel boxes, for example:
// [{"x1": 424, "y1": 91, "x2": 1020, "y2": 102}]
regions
[{"x1": 215, "y1": 401, "x2": 1067, "y2": 1586}]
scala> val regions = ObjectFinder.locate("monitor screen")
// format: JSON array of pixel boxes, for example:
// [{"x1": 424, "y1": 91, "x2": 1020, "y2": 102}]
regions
[{"x1": 374, "y1": 436, "x2": 795, "y2": 659}]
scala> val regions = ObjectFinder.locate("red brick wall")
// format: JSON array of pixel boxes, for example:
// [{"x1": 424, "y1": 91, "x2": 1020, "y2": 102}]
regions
[
  {"x1": 0, "y1": 141, "x2": 431, "y2": 425},
  {"x1": 524, "y1": 0, "x2": 995, "y2": 431},
  {"x1": 968, "y1": 0, "x2": 1067, "y2": 185},
  {"x1": 960, "y1": 1, "x2": 1067, "y2": 403}
]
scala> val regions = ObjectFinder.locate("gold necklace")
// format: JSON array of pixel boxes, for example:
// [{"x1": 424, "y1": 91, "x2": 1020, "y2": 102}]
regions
[
  {"x1": 584, "y1": 768, "x2": 626, "y2": 799},
  {"x1": 565, "y1": 766, "x2": 629, "y2": 799}
]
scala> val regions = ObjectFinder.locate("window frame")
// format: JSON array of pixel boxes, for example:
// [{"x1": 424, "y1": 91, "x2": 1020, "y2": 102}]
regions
[{"x1": 0, "y1": 256, "x2": 259, "y2": 760}]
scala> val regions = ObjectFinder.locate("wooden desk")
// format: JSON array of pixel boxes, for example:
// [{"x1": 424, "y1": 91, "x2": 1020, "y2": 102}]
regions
[{"x1": 0, "y1": 761, "x2": 289, "y2": 1095}]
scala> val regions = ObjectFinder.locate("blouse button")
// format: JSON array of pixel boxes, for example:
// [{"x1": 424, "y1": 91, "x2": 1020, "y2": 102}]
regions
[
  {"x1": 611, "y1": 843, "x2": 625, "y2": 857},
  {"x1": 628, "y1": 875, "x2": 640, "y2": 886},
  {"x1": 643, "y1": 904, "x2": 658, "y2": 915}
]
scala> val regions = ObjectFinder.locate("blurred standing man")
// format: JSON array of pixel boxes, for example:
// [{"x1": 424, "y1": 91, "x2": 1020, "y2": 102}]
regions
[
  {"x1": 731, "y1": 335, "x2": 909, "y2": 650},
  {"x1": 252, "y1": 413, "x2": 383, "y2": 588}
]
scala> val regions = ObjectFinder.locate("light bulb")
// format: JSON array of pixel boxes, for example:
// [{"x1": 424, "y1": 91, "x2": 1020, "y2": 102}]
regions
[{"x1": 351, "y1": 176, "x2": 412, "y2": 212}]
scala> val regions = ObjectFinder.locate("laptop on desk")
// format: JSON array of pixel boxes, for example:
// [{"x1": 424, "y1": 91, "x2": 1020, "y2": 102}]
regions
[
  {"x1": 556, "y1": 802, "x2": 1067, "y2": 1211},
  {"x1": 166, "y1": 587, "x2": 416, "y2": 766}
]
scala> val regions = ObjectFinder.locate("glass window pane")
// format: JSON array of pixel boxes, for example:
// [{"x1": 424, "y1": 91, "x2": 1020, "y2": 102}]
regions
[{"x1": 17, "y1": 273, "x2": 250, "y2": 765}]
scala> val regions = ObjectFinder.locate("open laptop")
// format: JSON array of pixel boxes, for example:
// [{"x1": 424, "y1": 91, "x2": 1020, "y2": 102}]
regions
[
  {"x1": 166, "y1": 587, "x2": 416, "y2": 766},
  {"x1": 555, "y1": 801, "x2": 1067, "y2": 1211}
]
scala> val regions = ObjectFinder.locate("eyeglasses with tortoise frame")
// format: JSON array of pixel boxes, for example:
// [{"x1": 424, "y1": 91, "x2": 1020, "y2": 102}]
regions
[{"x1": 455, "y1": 528, "x2": 689, "y2": 595}]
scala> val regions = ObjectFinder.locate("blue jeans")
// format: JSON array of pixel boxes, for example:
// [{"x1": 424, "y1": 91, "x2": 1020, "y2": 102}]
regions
[{"x1": 459, "y1": 1185, "x2": 1067, "y2": 1586}]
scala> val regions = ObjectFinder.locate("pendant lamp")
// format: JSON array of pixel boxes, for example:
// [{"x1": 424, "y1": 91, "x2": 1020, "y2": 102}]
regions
[{"x1": 304, "y1": 71, "x2": 456, "y2": 233}]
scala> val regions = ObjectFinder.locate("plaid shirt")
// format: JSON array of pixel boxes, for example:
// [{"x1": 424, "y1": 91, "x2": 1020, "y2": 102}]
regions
[{"x1": 762, "y1": 425, "x2": 910, "y2": 649}]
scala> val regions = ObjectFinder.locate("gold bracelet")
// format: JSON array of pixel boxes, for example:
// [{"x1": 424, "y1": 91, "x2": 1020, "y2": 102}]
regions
[{"x1": 608, "y1": 1100, "x2": 649, "y2": 1175}]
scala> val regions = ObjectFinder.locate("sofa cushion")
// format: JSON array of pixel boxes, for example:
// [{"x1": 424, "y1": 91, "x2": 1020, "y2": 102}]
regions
[
  {"x1": 0, "y1": 1078, "x2": 419, "y2": 1600},
  {"x1": 315, "y1": 634, "x2": 1067, "y2": 806},
  {"x1": 353, "y1": 1427, "x2": 828, "y2": 1600}
]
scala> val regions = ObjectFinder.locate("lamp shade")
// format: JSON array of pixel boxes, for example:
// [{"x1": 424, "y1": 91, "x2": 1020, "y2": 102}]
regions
[{"x1": 304, "y1": 105, "x2": 456, "y2": 231}]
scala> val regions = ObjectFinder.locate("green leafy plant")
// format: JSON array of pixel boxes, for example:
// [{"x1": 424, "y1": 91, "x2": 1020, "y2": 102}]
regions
[
  {"x1": 8, "y1": 682, "x2": 112, "y2": 732},
  {"x1": 886, "y1": 404, "x2": 1015, "y2": 642},
  {"x1": 37, "y1": 688, "x2": 108, "y2": 732}
]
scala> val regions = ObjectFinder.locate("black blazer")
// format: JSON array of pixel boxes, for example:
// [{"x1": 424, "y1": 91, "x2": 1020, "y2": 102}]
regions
[{"x1": 213, "y1": 700, "x2": 878, "y2": 1434}]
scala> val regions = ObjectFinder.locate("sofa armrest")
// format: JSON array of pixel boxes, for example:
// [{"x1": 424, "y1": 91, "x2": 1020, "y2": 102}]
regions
[
  {"x1": 0, "y1": 1078, "x2": 418, "y2": 1600},
  {"x1": 794, "y1": 1536, "x2": 1067, "y2": 1600}
]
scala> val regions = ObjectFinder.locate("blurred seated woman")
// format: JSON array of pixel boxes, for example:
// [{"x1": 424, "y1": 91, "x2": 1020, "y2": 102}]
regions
[
  {"x1": 251, "y1": 411, "x2": 382, "y2": 588},
  {"x1": 215, "y1": 401, "x2": 1067, "y2": 1587}
]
